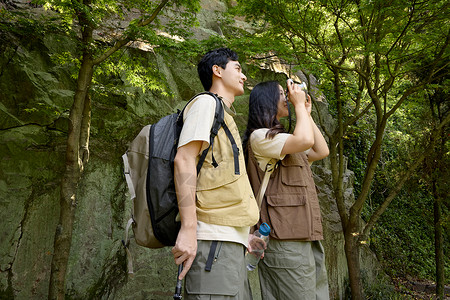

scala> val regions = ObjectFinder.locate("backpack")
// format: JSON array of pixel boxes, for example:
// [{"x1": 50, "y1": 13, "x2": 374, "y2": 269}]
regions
[{"x1": 122, "y1": 92, "x2": 240, "y2": 272}]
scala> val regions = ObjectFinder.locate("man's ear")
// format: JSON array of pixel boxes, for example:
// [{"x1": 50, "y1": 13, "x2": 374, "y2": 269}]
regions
[{"x1": 212, "y1": 65, "x2": 222, "y2": 77}]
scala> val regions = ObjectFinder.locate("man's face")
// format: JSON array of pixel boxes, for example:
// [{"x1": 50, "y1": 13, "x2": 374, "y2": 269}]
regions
[{"x1": 219, "y1": 60, "x2": 247, "y2": 96}]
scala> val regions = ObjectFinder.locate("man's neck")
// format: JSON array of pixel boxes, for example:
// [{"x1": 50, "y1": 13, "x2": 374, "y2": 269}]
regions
[{"x1": 209, "y1": 88, "x2": 234, "y2": 108}]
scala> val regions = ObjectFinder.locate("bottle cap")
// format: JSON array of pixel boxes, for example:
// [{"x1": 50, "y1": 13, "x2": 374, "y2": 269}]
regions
[{"x1": 259, "y1": 223, "x2": 271, "y2": 236}]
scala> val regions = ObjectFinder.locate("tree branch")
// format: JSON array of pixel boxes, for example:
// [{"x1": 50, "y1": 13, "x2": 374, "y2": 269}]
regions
[
  {"x1": 349, "y1": 118, "x2": 386, "y2": 224},
  {"x1": 361, "y1": 112, "x2": 450, "y2": 240},
  {"x1": 345, "y1": 101, "x2": 373, "y2": 128},
  {"x1": 385, "y1": 3, "x2": 415, "y2": 57}
]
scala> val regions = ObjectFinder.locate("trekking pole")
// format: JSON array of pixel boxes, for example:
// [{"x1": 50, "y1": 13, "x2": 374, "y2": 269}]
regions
[{"x1": 173, "y1": 264, "x2": 183, "y2": 300}]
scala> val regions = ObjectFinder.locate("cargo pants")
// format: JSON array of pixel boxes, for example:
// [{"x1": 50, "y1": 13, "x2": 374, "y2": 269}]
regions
[
  {"x1": 184, "y1": 240, "x2": 253, "y2": 300},
  {"x1": 258, "y1": 240, "x2": 329, "y2": 300}
]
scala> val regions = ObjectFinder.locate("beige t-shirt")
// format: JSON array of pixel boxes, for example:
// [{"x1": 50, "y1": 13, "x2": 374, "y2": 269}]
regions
[
  {"x1": 178, "y1": 94, "x2": 215, "y2": 152},
  {"x1": 250, "y1": 128, "x2": 290, "y2": 171},
  {"x1": 178, "y1": 94, "x2": 249, "y2": 247}
]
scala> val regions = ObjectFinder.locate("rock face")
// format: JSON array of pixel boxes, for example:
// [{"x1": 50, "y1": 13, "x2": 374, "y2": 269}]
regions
[{"x1": 0, "y1": 1, "x2": 385, "y2": 299}]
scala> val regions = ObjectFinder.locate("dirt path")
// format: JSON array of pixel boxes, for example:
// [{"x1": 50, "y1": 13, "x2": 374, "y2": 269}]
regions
[{"x1": 393, "y1": 277, "x2": 450, "y2": 299}]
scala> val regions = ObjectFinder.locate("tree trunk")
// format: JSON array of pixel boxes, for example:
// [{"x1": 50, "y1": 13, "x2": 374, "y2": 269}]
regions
[
  {"x1": 344, "y1": 223, "x2": 364, "y2": 300},
  {"x1": 433, "y1": 183, "x2": 444, "y2": 299},
  {"x1": 48, "y1": 58, "x2": 94, "y2": 300},
  {"x1": 433, "y1": 132, "x2": 445, "y2": 300},
  {"x1": 328, "y1": 66, "x2": 365, "y2": 299}
]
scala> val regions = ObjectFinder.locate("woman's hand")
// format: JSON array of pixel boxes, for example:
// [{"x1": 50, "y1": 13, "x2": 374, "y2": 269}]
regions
[
  {"x1": 286, "y1": 79, "x2": 307, "y2": 107},
  {"x1": 281, "y1": 80, "x2": 315, "y2": 156},
  {"x1": 247, "y1": 233, "x2": 267, "y2": 258},
  {"x1": 305, "y1": 94, "x2": 312, "y2": 115}
]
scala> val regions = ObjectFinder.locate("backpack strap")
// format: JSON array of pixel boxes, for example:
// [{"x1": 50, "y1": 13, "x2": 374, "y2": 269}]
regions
[
  {"x1": 197, "y1": 93, "x2": 224, "y2": 173},
  {"x1": 204, "y1": 240, "x2": 219, "y2": 271},
  {"x1": 256, "y1": 158, "x2": 279, "y2": 209},
  {"x1": 178, "y1": 92, "x2": 240, "y2": 175},
  {"x1": 122, "y1": 153, "x2": 136, "y2": 200},
  {"x1": 220, "y1": 122, "x2": 240, "y2": 175},
  {"x1": 122, "y1": 218, "x2": 134, "y2": 274}
]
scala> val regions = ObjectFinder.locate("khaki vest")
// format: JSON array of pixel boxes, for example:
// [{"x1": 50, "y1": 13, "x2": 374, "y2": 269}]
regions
[
  {"x1": 195, "y1": 104, "x2": 259, "y2": 227},
  {"x1": 247, "y1": 145, "x2": 323, "y2": 241}
]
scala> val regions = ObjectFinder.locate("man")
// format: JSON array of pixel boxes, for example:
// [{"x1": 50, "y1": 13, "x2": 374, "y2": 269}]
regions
[{"x1": 172, "y1": 48, "x2": 259, "y2": 299}]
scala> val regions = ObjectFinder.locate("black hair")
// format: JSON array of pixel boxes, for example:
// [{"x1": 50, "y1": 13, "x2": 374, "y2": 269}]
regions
[
  {"x1": 197, "y1": 48, "x2": 239, "y2": 91},
  {"x1": 242, "y1": 81, "x2": 286, "y2": 162}
]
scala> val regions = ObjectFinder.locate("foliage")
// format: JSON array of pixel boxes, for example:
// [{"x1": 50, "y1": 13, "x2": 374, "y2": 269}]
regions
[
  {"x1": 1, "y1": 0, "x2": 207, "y2": 102},
  {"x1": 370, "y1": 189, "x2": 449, "y2": 281},
  {"x1": 365, "y1": 55, "x2": 450, "y2": 284},
  {"x1": 20, "y1": 0, "x2": 202, "y2": 91},
  {"x1": 92, "y1": 48, "x2": 168, "y2": 96},
  {"x1": 343, "y1": 117, "x2": 375, "y2": 196},
  {"x1": 232, "y1": 0, "x2": 450, "y2": 297}
]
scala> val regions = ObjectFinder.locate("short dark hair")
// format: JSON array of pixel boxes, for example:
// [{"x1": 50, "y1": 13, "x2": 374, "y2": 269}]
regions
[{"x1": 197, "y1": 48, "x2": 239, "y2": 91}]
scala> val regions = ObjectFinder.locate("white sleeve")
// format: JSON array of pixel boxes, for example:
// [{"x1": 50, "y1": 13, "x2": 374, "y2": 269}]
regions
[{"x1": 178, "y1": 94, "x2": 216, "y2": 153}]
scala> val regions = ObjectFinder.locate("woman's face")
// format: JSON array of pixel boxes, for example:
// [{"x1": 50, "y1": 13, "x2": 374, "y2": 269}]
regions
[{"x1": 276, "y1": 84, "x2": 289, "y2": 120}]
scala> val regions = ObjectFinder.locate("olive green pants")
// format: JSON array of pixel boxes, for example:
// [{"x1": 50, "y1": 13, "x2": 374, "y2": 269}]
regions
[
  {"x1": 184, "y1": 240, "x2": 253, "y2": 300},
  {"x1": 258, "y1": 240, "x2": 329, "y2": 300}
]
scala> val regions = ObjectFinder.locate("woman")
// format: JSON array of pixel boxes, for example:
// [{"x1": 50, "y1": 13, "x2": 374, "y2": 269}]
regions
[{"x1": 243, "y1": 80, "x2": 330, "y2": 300}]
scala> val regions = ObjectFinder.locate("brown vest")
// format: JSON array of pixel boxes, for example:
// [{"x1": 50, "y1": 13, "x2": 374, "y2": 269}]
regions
[{"x1": 247, "y1": 145, "x2": 323, "y2": 241}]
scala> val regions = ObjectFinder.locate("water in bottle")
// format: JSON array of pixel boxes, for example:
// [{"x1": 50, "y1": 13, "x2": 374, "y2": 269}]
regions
[{"x1": 246, "y1": 223, "x2": 271, "y2": 271}]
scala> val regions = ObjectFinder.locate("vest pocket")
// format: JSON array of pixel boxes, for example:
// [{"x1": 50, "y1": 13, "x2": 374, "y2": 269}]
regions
[
  {"x1": 265, "y1": 194, "x2": 311, "y2": 240},
  {"x1": 280, "y1": 158, "x2": 307, "y2": 187}
]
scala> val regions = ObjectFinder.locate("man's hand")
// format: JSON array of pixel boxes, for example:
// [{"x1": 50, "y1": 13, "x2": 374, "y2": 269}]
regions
[
  {"x1": 172, "y1": 226, "x2": 197, "y2": 280},
  {"x1": 173, "y1": 140, "x2": 202, "y2": 280}
]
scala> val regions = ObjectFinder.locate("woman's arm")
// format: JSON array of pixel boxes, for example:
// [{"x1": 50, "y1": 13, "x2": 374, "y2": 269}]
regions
[
  {"x1": 307, "y1": 117, "x2": 329, "y2": 163},
  {"x1": 280, "y1": 82, "x2": 314, "y2": 156}
]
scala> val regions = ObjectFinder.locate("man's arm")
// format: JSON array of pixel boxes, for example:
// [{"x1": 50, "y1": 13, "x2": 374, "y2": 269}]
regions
[{"x1": 172, "y1": 140, "x2": 203, "y2": 280}]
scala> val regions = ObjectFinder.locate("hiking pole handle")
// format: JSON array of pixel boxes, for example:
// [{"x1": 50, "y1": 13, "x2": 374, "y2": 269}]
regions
[{"x1": 173, "y1": 264, "x2": 183, "y2": 300}]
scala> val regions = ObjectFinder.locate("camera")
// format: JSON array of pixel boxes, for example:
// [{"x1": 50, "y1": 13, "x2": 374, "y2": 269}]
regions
[
  {"x1": 286, "y1": 79, "x2": 308, "y2": 102},
  {"x1": 287, "y1": 79, "x2": 307, "y2": 92}
]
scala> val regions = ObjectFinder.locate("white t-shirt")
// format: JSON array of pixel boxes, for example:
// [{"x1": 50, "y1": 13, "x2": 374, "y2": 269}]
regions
[{"x1": 178, "y1": 94, "x2": 250, "y2": 247}]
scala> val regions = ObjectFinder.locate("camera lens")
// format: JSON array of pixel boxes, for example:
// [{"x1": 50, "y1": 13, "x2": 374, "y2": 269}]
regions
[{"x1": 297, "y1": 82, "x2": 307, "y2": 92}]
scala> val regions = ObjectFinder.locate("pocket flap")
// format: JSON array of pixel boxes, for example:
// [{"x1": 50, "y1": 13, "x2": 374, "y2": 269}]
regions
[
  {"x1": 266, "y1": 194, "x2": 306, "y2": 207},
  {"x1": 280, "y1": 156, "x2": 307, "y2": 187},
  {"x1": 280, "y1": 154, "x2": 305, "y2": 167},
  {"x1": 261, "y1": 253, "x2": 302, "y2": 269},
  {"x1": 281, "y1": 169, "x2": 306, "y2": 186},
  {"x1": 185, "y1": 265, "x2": 239, "y2": 296}
]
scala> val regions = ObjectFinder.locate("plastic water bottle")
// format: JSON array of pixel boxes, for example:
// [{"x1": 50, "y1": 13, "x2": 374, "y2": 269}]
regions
[{"x1": 246, "y1": 223, "x2": 271, "y2": 271}]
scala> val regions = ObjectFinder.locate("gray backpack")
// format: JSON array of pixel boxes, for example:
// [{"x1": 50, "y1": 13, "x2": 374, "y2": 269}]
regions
[{"x1": 122, "y1": 92, "x2": 239, "y2": 271}]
